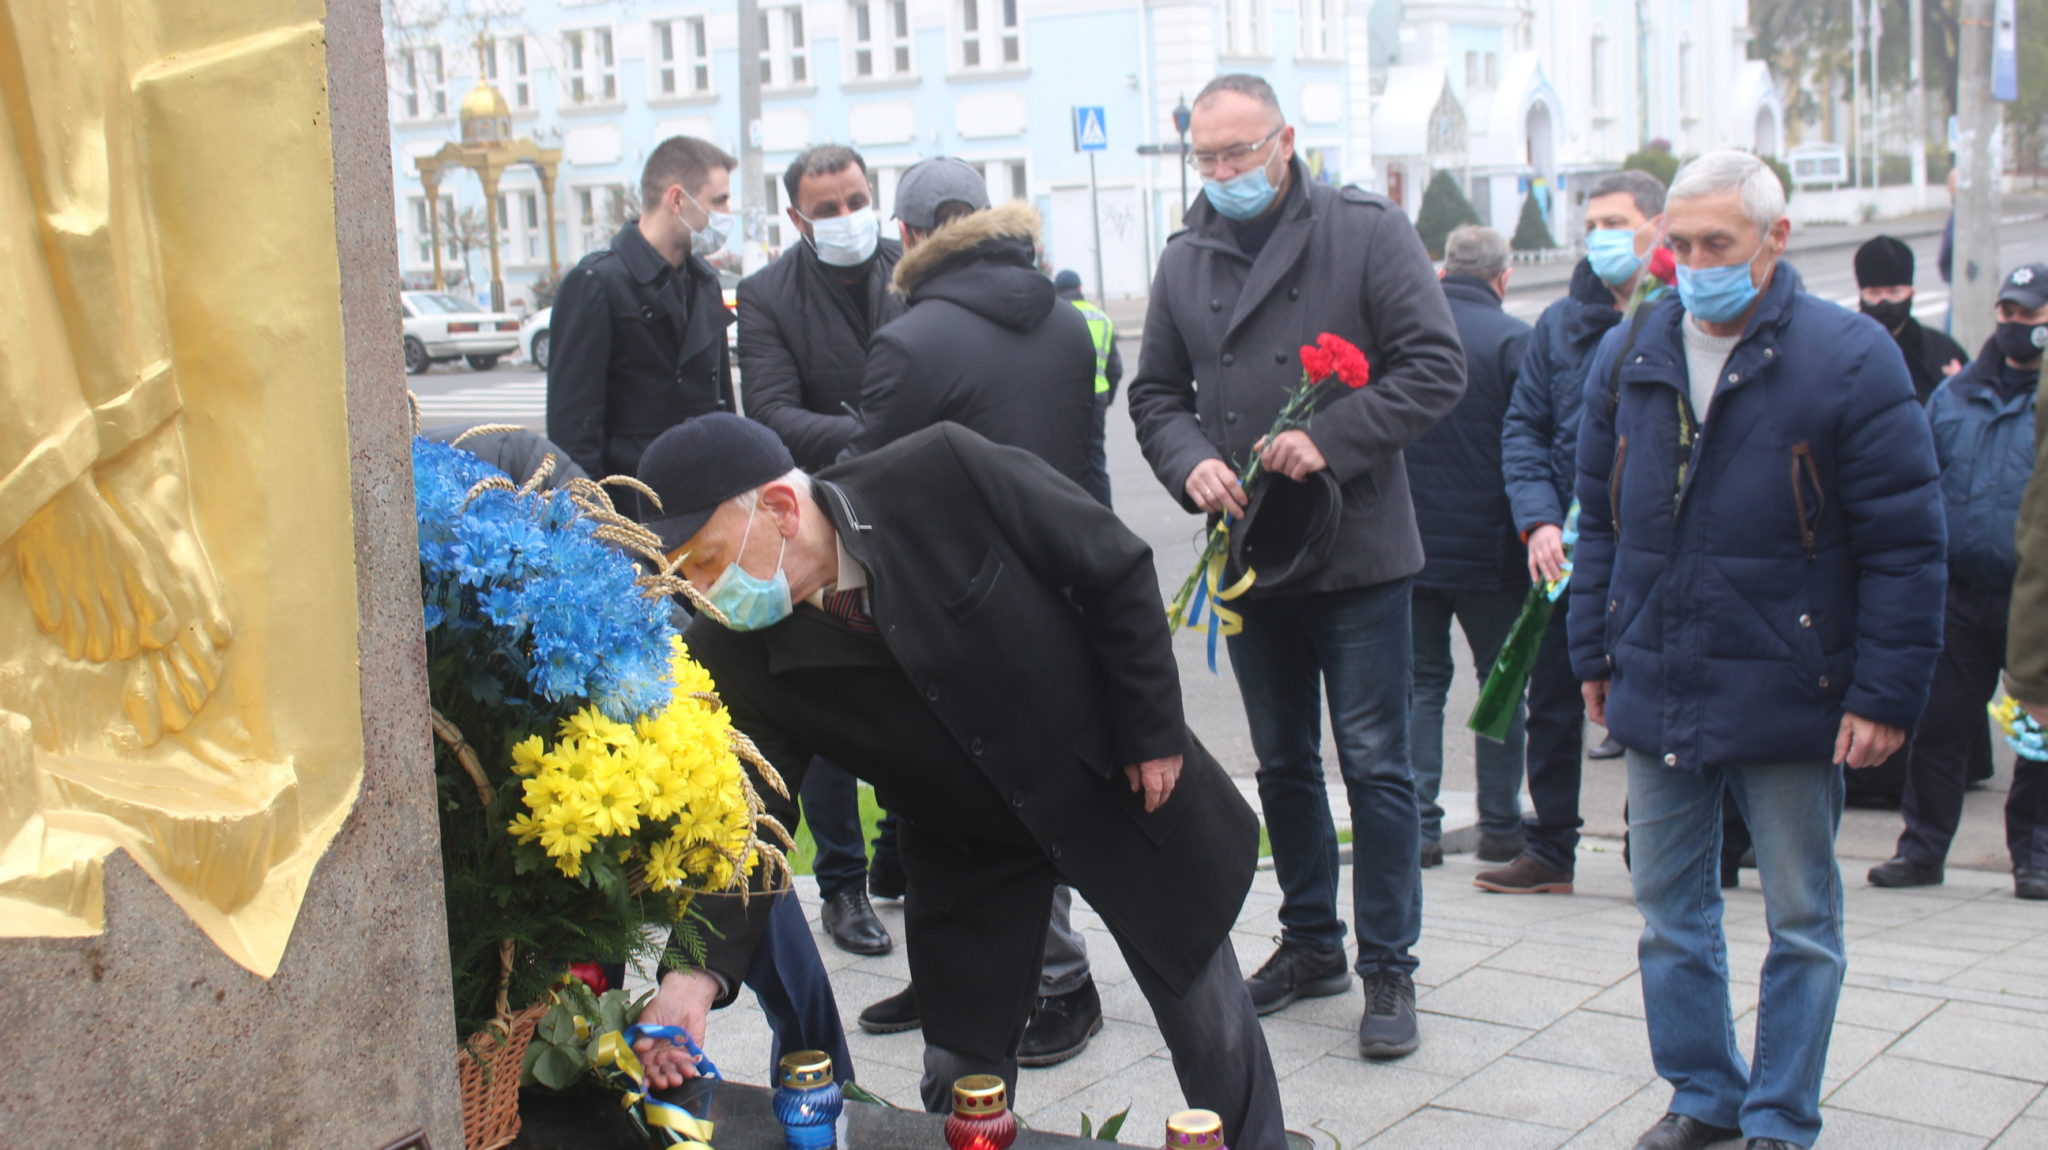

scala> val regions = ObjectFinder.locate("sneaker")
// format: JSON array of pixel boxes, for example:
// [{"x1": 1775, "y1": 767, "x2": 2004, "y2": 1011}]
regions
[
  {"x1": 1244, "y1": 939, "x2": 1350, "y2": 1016},
  {"x1": 1476, "y1": 830, "x2": 1527, "y2": 864},
  {"x1": 1587, "y1": 734, "x2": 1625, "y2": 760},
  {"x1": 1357, "y1": 969, "x2": 1419, "y2": 1058},
  {"x1": 1419, "y1": 841, "x2": 1444, "y2": 868},
  {"x1": 1867, "y1": 856, "x2": 1944, "y2": 888},
  {"x1": 856, "y1": 985, "x2": 920, "y2": 1034},
  {"x1": 2017, "y1": 868, "x2": 2048, "y2": 900},
  {"x1": 1017, "y1": 980, "x2": 1104, "y2": 1067},
  {"x1": 1473, "y1": 853, "x2": 1574, "y2": 894}
]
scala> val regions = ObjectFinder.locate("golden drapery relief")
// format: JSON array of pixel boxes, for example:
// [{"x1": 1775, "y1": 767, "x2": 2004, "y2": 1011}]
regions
[{"x1": 0, "y1": 0, "x2": 368, "y2": 976}]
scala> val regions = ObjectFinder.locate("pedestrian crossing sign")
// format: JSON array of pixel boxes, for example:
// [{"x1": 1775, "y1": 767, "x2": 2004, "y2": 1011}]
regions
[{"x1": 1073, "y1": 106, "x2": 1107, "y2": 152}]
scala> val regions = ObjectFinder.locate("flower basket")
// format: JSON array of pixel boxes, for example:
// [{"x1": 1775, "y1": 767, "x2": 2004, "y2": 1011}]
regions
[{"x1": 411, "y1": 426, "x2": 793, "y2": 1148}]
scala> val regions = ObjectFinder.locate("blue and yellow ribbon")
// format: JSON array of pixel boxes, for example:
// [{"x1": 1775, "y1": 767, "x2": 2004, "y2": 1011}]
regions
[
  {"x1": 594, "y1": 1023, "x2": 722, "y2": 1150},
  {"x1": 1180, "y1": 530, "x2": 1257, "y2": 673},
  {"x1": 1991, "y1": 693, "x2": 2048, "y2": 762}
]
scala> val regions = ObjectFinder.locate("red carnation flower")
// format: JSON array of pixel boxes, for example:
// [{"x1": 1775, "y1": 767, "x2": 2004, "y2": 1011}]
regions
[
  {"x1": 1647, "y1": 246, "x2": 1676, "y2": 286},
  {"x1": 1317, "y1": 333, "x2": 1371, "y2": 389},
  {"x1": 567, "y1": 961, "x2": 608, "y2": 995},
  {"x1": 1299, "y1": 343, "x2": 1335, "y2": 380}
]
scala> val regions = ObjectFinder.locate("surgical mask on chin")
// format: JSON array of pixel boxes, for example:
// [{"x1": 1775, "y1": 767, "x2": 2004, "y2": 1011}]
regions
[
  {"x1": 1586, "y1": 228, "x2": 1644, "y2": 286},
  {"x1": 1676, "y1": 240, "x2": 1769, "y2": 324},
  {"x1": 1201, "y1": 142, "x2": 1282, "y2": 221},
  {"x1": 703, "y1": 508, "x2": 791, "y2": 631},
  {"x1": 805, "y1": 206, "x2": 881, "y2": 267},
  {"x1": 1994, "y1": 319, "x2": 2048, "y2": 364}
]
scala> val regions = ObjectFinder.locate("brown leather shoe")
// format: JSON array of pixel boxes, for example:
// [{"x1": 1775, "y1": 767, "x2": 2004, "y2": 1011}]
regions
[{"x1": 1473, "y1": 853, "x2": 1574, "y2": 894}]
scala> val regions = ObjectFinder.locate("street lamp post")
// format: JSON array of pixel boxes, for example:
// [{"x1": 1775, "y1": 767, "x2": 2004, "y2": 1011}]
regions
[{"x1": 1173, "y1": 95, "x2": 1192, "y2": 215}]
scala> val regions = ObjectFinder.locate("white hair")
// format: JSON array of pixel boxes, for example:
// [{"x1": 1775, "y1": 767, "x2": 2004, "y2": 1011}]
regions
[
  {"x1": 729, "y1": 467, "x2": 813, "y2": 514},
  {"x1": 1668, "y1": 150, "x2": 1785, "y2": 233}
]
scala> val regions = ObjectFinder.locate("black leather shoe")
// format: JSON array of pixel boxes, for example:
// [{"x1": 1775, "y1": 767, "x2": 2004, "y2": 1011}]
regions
[
  {"x1": 1477, "y1": 830, "x2": 1526, "y2": 864},
  {"x1": 1357, "y1": 969, "x2": 1419, "y2": 1058},
  {"x1": 1244, "y1": 939, "x2": 1350, "y2": 1015},
  {"x1": 1419, "y1": 841, "x2": 1444, "y2": 868},
  {"x1": 1588, "y1": 733, "x2": 1626, "y2": 760},
  {"x1": 1630, "y1": 1113, "x2": 1740, "y2": 1150},
  {"x1": 2017, "y1": 868, "x2": 2048, "y2": 900},
  {"x1": 822, "y1": 887, "x2": 892, "y2": 955},
  {"x1": 1017, "y1": 979, "x2": 1103, "y2": 1067},
  {"x1": 856, "y1": 985, "x2": 920, "y2": 1034},
  {"x1": 1745, "y1": 1139, "x2": 1803, "y2": 1150},
  {"x1": 1867, "y1": 856, "x2": 1944, "y2": 888}
]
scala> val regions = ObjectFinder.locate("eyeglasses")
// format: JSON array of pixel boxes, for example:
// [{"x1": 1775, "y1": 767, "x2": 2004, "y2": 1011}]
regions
[{"x1": 1188, "y1": 126, "x2": 1283, "y2": 176}]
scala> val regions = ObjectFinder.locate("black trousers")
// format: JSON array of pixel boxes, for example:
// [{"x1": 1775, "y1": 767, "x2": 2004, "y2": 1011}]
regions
[
  {"x1": 799, "y1": 758, "x2": 870, "y2": 899},
  {"x1": 1898, "y1": 581, "x2": 2048, "y2": 869},
  {"x1": 1522, "y1": 593, "x2": 1586, "y2": 870}
]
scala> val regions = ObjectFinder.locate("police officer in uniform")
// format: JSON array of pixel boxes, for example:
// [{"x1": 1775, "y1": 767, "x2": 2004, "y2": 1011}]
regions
[
  {"x1": 1053, "y1": 269, "x2": 1123, "y2": 506},
  {"x1": 546, "y1": 136, "x2": 737, "y2": 514}
]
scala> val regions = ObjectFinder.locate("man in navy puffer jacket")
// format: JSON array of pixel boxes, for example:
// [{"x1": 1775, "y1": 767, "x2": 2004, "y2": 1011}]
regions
[
  {"x1": 1570, "y1": 151, "x2": 1946, "y2": 1150},
  {"x1": 1869, "y1": 263, "x2": 2047, "y2": 900}
]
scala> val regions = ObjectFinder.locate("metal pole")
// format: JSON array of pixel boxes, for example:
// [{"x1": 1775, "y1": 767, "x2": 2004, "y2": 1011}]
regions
[
  {"x1": 1178, "y1": 127, "x2": 1188, "y2": 214},
  {"x1": 1910, "y1": 0, "x2": 1928, "y2": 206},
  {"x1": 1870, "y1": 0, "x2": 1880, "y2": 192},
  {"x1": 1851, "y1": 0, "x2": 1864, "y2": 188},
  {"x1": 1089, "y1": 151, "x2": 1106, "y2": 308},
  {"x1": 737, "y1": 0, "x2": 764, "y2": 274},
  {"x1": 1953, "y1": 0, "x2": 2002, "y2": 350}
]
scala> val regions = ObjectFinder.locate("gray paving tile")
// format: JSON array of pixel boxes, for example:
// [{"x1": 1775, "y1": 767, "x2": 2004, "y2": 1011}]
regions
[
  {"x1": 1019, "y1": 1052, "x2": 1182, "y2": 1139},
  {"x1": 1254, "y1": 1014, "x2": 1358, "y2": 1078},
  {"x1": 1989, "y1": 1116, "x2": 2048, "y2": 1148},
  {"x1": 1511, "y1": 1009, "x2": 1654, "y2": 1078},
  {"x1": 1013, "y1": 1017, "x2": 1167, "y2": 1111},
  {"x1": 1418, "y1": 967, "x2": 1600, "y2": 1031},
  {"x1": 1944, "y1": 966, "x2": 2048, "y2": 1003},
  {"x1": 1810, "y1": 1106, "x2": 1990, "y2": 1149},
  {"x1": 1482, "y1": 939, "x2": 1640, "y2": 988},
  {"x1": 1409, "y1": 933, "x2": 1505, "y2": 989},
  {"x1": 1556, "y1": 1083, "x2": 1698, "y2": 1150},
  {"x1": 1373, "y1": 1011, "x2": 1533, "y2": 1080},
  {"x1": 1821, "y1": 1021, "x2": 1899, "y2": 1089},
  {"x1": 1274, "y1": 1055, "x2": 1460, "y2": 1146},
  {"x1": 1827, "y1": 1054, "x2": 2041, "y2": 1137},
  {"x1": 1579, "y1": 973, "x2": 1759, "y2": 1023},
  {"x1": 1431, "y1": 1055, "x2": 1649, "y2": 1130},
  {"x1": 1832, "y1": 983, "x2": 1947, "y2": 1032},
  {"x1": 1360, "y1": 1105, "x2": 1567, "y2": 1149},
  {"x1": 1892, "y1": 1002, "x2": 2048, "y2": 1084}
]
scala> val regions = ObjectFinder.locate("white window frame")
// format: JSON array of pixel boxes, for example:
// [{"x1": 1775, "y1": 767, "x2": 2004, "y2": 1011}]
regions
[
  {"x1": 1220, "y1": 0, "x2": 1268, "y2": 60},
  {"x1": 965, "y1": 157, "x2": 1029, "y2": 204},
  {"x1": 562, "y1": 26, "x2": 619, "y2": 107},
  {"x1": 570, "y1": 184, "x2": 617, "y2": 260},
  {"x1": 759, "y1": 4, "x2": 811, "y2": 90},
  {"x1": 495, "y1": 187, "x2": 546, "y2": 267},
  {"x1": 1590, "y1": 33, "x2": 1607, "y2": 112},
  {"x1": 398, "y1": 46, "x2": 448, "y2": 121},
  {"x1": 1298, "y1": 0, "x2": 1337, "y2": 60},
  {"x1": 484, "y1": 35, "x2": 533, "y2": 111},
  {"x1": 652, "y1": 14, "x2": 714, "y2": 99},
  {"x1": 1677, "y1": 38, "x2": 1695, "y2": 119},
  {"x1": 406, "y1": 193, "x2": 458, "y2": 269},
  {"x1": 849, "y1": 0, "x2": 914, "y2": 80},
  {"x1": 955, "y1": 0, "x2": 1021, "y2": 72}
]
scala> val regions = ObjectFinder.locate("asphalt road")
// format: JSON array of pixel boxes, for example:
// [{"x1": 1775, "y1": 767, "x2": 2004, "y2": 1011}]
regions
[{"x1": 410, "y1": 210, "x2": 2048, "y2": 867}]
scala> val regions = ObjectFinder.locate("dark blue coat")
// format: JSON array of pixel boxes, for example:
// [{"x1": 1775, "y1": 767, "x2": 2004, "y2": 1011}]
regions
[
  {"x1": 1502, "y1": 260, "x2": 1626, "y2": 535},
  {"x1": 1407, "y1": 274, "x2": 1531, "y2": 592},
  {"x1": 1569, "y1": 263, "x2": 1947, "y2": 770},
  {"x1": 1927, "y1": 345, "x2": 2038, "y2": 590}
]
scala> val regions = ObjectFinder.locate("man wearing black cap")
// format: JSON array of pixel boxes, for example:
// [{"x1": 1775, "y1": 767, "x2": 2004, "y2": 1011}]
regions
[
  {"x1": 626, "y1": 414, "x2": 1285, "y2": 1150},
  {"x1": 1855, "y1": 234, "x2": 1969, "y2": 403},
  {"x1": 1869, "y1": 263, "x2": 2047, "y2": 900}
]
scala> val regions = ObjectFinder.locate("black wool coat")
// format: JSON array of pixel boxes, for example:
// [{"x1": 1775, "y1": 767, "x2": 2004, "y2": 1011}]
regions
[
  {"x1": 736, "y1": 236, "x2": 905, "y2": 470},
  {"x1": 684, "y1": 425, "x2": 1258, "y2": 1055},
  {"x1": 545, "y1": 222, "x2": 734, "y2": 487}
]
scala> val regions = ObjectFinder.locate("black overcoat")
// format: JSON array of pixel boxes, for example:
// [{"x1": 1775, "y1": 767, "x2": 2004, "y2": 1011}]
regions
[{"x1": 685, "y1": 425, "x2": 1258, "y2": 1054}]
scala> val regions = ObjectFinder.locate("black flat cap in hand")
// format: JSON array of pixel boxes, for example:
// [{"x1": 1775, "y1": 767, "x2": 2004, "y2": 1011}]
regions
[
  {"x1": 636, "y1": 413, "x2": 795, "y2": 553},
  {"x1": 1225, "y1": 470, "x2": 1344, "y2": 594}
]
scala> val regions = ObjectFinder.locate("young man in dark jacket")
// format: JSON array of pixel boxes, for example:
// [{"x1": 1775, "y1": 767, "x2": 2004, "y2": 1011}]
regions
[
  {"x1": 1572, "y1": 151, "x2": 1945, "y2": 1150},
  {"x1": 1406, "y1": 225, "x2": 1532, "y2": 867},
  {"x1": 736, "y1": 145, "x2": 909, "y2": 961},
  {"x1": 1869, "y1": 264, "x2": 2046, "y2": 899},
  {"x1": 545, "y1": 137, "x2": 736, "y2": 508},
  {"x1": 1480, "y1": 169, "x2": 1664, "y2": 894},
  {"x1": 1128, "y1": 74, "x2": 1466, "y2": 1059},
  {"x1": 841, "y1": 156, "x2": 1107, "y2": 1067},
  {"x1": 1853, "y1": 235, "x2": 1969, "y2": 402}
]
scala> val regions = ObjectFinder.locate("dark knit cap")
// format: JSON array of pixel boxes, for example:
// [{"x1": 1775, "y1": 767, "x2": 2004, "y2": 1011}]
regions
[{"x1": 1854, "y1": 235, "x2": 1915, "y2": 288}]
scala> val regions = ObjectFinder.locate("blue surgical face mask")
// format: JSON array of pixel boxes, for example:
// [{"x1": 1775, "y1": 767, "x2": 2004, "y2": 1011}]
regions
[
  {"x1": 681, "y1": 187, "x2": 734, "y2": 257},
  {"x1": 703, "y1": 506, "x2": 791, "y2": 631},
  {"x1": 1200, "y1": 136, "x2": 1283, "y2": 221},
  {"x1": 803, "y1": 206, "x2": 880, "y2": 267},
  {"x1": 1586, "y1": 228, "x2": 1644, "y2": 286},
  {"x1": 1676, "y1": 238, "x2": 1769, "y2": 324}
]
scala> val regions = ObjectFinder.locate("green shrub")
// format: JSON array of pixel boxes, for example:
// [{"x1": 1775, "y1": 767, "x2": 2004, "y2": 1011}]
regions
[
  {"x1": 1510, "y1": 192, "x2": 1557, "y2": 250},
  {"x1": 1415, "y1": 169, "x2": 1482, "y2": 259}
]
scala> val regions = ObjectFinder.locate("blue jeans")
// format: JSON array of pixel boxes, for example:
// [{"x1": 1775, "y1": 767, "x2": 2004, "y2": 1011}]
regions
[
  {"x1": 1410, "y1": 585, "x2": 1527, "y2": 842},
  {"x1": 1228, "y1": 579, "x2": 1421, "y2": 975},
  {"x1": 800, "y1": 758, "x2": 870, "y2": 900},
  {"x1": 1627, "y1": 749, "x2": 1846, "y2": 1146}
]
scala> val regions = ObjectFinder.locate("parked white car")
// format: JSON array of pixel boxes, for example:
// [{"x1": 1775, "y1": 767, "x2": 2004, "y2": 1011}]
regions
[
  {"x1": 520, "y1": 307, "x2": 553, "y2": 370},
  {"x1": 400, "y1": 291, "x2": 521, "y2": 375}
]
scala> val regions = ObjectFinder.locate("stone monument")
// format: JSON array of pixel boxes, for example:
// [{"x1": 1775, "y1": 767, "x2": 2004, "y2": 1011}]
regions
[{"x1": 0, "y1": 0, "x2": 460, "y2": 1144}]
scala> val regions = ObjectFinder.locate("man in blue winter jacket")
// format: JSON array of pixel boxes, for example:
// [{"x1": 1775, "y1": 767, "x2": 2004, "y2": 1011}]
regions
[
  {"x1": 1571, "y1": 151, "x2": 1946, "y2": 1150},
  {"x1": 1868, "y1": 263, "x2": 2046, "y2": 900}
]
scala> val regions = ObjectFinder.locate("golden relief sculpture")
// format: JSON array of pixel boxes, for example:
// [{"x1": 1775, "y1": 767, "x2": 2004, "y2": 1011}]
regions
[{"x1": 0, "y1": 0, "x2": 370, "y2": 975}]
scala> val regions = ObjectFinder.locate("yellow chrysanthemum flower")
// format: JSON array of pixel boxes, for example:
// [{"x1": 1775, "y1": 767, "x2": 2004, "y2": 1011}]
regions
[
  {"x1": 539, "y1": 799, "x2": 600, "y2": 875},
  {"x1": 510, "y1": 734, "x2": 548, "y2": 777},
  {"x1": 644, "y1": 838, "x2": 687, "y2": 890}
]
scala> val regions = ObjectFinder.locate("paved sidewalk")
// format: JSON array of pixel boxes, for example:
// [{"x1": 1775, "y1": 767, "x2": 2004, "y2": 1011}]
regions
[{"x1": 664, "y1": 844, "x2": 2048, "y2": 1149}]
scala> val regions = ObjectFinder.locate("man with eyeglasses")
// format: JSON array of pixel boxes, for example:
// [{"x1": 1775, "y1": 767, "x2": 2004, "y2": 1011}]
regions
[{"x1": 1128, "y1": 74, "x2": 1466, "y2": 1060}]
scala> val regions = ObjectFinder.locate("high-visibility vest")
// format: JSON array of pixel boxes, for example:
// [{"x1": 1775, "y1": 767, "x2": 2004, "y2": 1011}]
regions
[{"x1": 1067, "y1": 297, "x2": 1115, "y2": 395}]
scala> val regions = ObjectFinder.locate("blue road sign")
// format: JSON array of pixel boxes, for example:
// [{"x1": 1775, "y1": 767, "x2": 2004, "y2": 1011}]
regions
[{"x1": 1073, "y1": 106, "x2": 1107, "y2": 153}]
